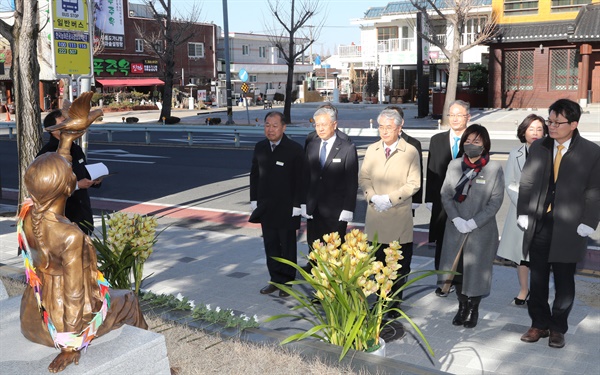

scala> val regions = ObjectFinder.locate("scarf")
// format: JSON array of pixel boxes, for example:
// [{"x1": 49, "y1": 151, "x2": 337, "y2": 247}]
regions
[{"x1": 453, "y1": 154, "x2": 489, "y2": 202}]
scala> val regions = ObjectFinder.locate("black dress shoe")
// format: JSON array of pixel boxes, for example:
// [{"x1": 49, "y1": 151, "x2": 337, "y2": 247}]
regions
[
  {"x1": 521, "y1": 327, "x2": 549, "y2": 343},
  {"x1": 514, "y1": 291, "x2": 530, "y2": 306},
  {"x1": 260, "y1": 284, "x2": 278, "y2": 294},
  {"x1": 278, "y1": 290, "x2": 290, "y2": 298},
  {"x1": 549, "y1": 331, "x2": 565, "y2": 348}
]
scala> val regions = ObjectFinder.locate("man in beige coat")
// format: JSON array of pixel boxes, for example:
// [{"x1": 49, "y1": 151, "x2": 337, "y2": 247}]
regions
[{"x1": 359, "y1": 109, "x2": 421, "y2": 318}]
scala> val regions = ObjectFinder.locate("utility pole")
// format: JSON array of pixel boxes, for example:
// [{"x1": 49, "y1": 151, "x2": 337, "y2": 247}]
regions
[
  {"x1": 416, "y1": 12, "x2": 429, "y2": 118},
  {"x1": 222, "y1": 0, "x2": 234, "y2": 124}
]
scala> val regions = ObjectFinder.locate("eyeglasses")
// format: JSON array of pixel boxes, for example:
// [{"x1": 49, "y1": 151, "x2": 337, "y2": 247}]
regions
[
  {"x1": 447, "y1": 114, "x2": 468, "y2": 119},
  {"x1": 545, "y1": 119, "x2": 571, "y2": 128},
  {"x1": 378, "y1": 126, "x2": 397, "y2": 132}
]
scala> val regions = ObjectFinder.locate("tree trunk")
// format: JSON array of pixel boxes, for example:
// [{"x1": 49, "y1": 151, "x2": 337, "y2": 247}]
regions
[
  {"x1": 13, "y1": 1, "x2": 42, "y2": 205},
  {"x1": 283, "y1": 61, "x2": 294, "y2": 124},
  {"x1": 442, "y1": 53, "x2": 461, "y2": 124}
]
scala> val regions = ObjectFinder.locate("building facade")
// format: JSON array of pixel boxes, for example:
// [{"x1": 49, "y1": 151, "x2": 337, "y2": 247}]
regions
[
  {"x1": 215, "y1": 31, "x2": 313, "y2": 106},
  {"x1": 336, "y1": 1, "x2": 491, "y2": 103},
  {"x1": 488, "y1": 0, "x2": 599, "y2": 108}
]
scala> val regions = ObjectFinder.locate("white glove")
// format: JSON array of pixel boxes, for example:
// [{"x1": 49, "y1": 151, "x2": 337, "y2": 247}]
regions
[
  {"x1": 466, "y1": 219, "x2": 477, "y2": 231},
  {"x1": 517, "y1": 215, "x2": 528, "y2": 231},
  {"x1": 452, "y1": 217, "x2": 471, "y2": 234},
  {"x1": 339, "y1": 210, "x2": 353, "y2": 222},
  {"x1": 371, "y1": 195, "x2": 392, "y2": 212},
  {"x1": 301, "y1": 204, "x2": 313, "y2": 220},
  {"x1": 411, "y1": 203, "x2": 420, "y2": 210},
  {"x1": 577, "y1": 223, "x2": 595, "y2": 237},
  {"x1": 250, "y1": 201, "x2": 257, "y2": 211},
  {"x1": 426, "y1": 202, "x2": 433, "y2": 211},
  {"x1": 292, "y1": 207, "x2": 302, "y2": 217}
]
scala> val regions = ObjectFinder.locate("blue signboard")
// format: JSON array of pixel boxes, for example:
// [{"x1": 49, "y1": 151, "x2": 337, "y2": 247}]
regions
[{"x1": 238, "y1": 68, "x2": 248, "y2": 82}]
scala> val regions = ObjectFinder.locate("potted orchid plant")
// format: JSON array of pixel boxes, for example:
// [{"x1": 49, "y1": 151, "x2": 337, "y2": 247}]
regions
[{"x1": 267, "y1": 229, "x2": 436, "y2": 360}]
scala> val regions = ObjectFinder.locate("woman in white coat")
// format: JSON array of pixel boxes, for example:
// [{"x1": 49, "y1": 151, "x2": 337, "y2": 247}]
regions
[{"x1": 497, "y1": 115, "x2": 547, "y2": 305}]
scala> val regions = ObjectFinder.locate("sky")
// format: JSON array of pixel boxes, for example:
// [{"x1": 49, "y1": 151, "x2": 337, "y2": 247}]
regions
[{"x1": 171, "y1": 0, "x2": 393, "y2": 56}]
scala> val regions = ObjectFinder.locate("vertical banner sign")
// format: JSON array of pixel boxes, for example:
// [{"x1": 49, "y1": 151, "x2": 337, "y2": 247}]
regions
[
  {"x1": 421, "y1": 13, "x2": 430, "y2": 67},
  {"x1": 51, "y1": 0, "x2": 92, "y2": 75},
  {"x1": 93, "y1": 0, "x2": 125, "y2": 49}
]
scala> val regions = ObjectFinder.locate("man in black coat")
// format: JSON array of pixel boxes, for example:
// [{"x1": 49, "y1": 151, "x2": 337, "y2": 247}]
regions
[
  {"x1": 37, "y1": 109, "x2": 99, "y2": 234},
  {"x1": 302, "y1": 105, "x2": 358, "y2": 250},
  {"x1": 250, "y1": 111, "x2": 304, "y2": 297},
  {"x1": 518, "y1": 99, "x2": 600, "y2": 349},
  {"x1": 425, "y1": 100, "x2": 469, "y2": 296}
]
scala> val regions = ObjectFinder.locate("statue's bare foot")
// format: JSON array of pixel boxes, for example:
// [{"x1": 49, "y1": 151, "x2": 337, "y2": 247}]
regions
[{"x1": 48, "y1": 350, "x2": 80, "y2": 373}]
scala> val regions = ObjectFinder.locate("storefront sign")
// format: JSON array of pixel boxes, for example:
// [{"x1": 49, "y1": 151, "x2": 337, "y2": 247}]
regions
[{"x1": 94, "y1": 58, "x2": 159, "y2": 75}]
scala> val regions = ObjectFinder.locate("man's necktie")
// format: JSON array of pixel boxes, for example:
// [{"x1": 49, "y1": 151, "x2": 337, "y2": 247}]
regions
[
  {"x1": 319, "y1": 141, "x2": 327, "y2": 168},
  {"x1": 554, "y1": 145, "x2": 564, "y2": 182},
  {"x1": 452, "y1": 136, "x2": 460, "y2": 159},
  {"x1": 548, "y1": 144, "x2": 565, "y2": 212},
  {"x1": 271, "y1": 143, "x2": 276, "y2": 152},
  {"x1": 385, "y1": 147, "x2": 391, "y2": 159}
]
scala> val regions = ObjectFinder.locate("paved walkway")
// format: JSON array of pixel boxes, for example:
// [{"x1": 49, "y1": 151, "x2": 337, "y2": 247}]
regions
[{"x1": 1, "y1": 203, "x2": 598, "y2": 374}]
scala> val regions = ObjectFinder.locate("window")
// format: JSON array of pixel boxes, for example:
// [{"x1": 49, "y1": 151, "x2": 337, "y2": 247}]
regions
[
  {"x1": 249, "y1": 74, "x2": 257, "y2": 82},
  {"x1": 135, "y1": 39, "x2": 144, "y2": 52},
  {"x1": 154, "y1": 42, "x2": 163, "y2": 54},
  {"x1": 504, "y1": 0, "x2": 538, "y2": 15},
  {"x1": 462, "y1": 18, "x2": 487, "y2": 45},
  {"x1": 550, "y1": 48, "x2": 578, "y2": 90},
  {"x1": 258, "y1": 46, "x2": 266, "y2": 58},
  {"x1": 242, "y1": 45, "x2": 249, "y2": 55},
  {"x1": 377, "y1": 27, "x2": 398, "y2": 41},
  {"x1": 551, "y1": 0, "x2": 587, "y2": 13},
  {"x1": 188, "y1": 42, "x2": 205, "y2": 58},
  {"x1": 504, "y1": 50, "x2": 534, "y2": 91}
]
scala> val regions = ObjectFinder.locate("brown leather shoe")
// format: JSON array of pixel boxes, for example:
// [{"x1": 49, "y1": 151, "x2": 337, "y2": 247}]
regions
[
  {"x1": 549, "y1": 331, "x2": 565, "y2": 348},
  {"x1": 520, "y1": 327, "x2": 549, "y2": 343}
]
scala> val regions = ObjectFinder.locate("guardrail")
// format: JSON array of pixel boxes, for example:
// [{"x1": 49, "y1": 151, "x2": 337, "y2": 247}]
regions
[{"x1": 1, "y1": 123, "x2": 598, "y2": 145}]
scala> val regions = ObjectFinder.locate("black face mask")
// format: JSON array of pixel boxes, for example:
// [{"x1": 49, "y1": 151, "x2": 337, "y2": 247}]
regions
[{"x1": 463, "y1": 144, "x2": 484, "y2": 158}]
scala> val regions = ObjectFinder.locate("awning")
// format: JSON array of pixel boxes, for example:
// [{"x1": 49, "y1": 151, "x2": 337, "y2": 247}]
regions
[{"x1": 95, "y1": 78, "x2": 164, "y2": 87}]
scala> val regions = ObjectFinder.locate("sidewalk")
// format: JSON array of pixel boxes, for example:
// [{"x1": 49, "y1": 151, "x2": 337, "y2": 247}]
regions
[{"x1": 1, "y1": 203, "x2": 598, "y2": 374}]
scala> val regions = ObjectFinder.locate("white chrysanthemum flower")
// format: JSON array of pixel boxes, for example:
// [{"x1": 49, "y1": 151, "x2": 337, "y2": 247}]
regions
[
  {"x1": 189, "y1": 300, "x2": 195, "y2": 308},
  {"x1": 176, "y1": 293, "x2": 184, "y2": 301},
  {"x1": 206, "y1": 304, "x2": 211, "y2": 311},
  {"x1": 215, "y1": 306, "x2": 221, "y2": 313},
  {"x1": 253, "y1": 314, "x2": 258, "y2": 322}
]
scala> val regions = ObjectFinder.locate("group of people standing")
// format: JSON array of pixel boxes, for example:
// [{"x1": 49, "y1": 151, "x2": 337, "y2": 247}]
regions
[{"x1": 249, "y1": 98, "x2": 600, "y2": 348}]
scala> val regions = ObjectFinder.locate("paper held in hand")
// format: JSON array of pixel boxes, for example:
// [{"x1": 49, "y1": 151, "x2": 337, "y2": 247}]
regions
[{"x1": 85, "y1": 162, "x2": 110, "y2": 181}]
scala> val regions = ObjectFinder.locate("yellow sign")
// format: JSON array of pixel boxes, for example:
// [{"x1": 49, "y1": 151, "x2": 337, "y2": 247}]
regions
[
  {"x1": 52, "y1": 0, "x2": 92, "y2": 75},
  {"x1": 241, "y1": 82, "x2": 249, "y2": 93}
]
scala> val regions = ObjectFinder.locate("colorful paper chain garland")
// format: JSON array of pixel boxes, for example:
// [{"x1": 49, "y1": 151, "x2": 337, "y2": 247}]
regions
[{"x1": 17, "y1": 200, "x2": 111, "y2": 351}]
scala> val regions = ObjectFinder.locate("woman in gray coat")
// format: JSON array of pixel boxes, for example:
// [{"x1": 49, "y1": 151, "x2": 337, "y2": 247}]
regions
[
  {"x1": 440, "y1": 125, "x2": 504, "y2": 328},
  {"x1": 497, "y1": 115, "x2": 547, "y2": 305}
]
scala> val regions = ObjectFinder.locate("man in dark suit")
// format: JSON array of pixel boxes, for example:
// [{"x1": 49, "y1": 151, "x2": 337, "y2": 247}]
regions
[
  {"x1": 518, "y1": 99, "x2": 600, "y2": 348},
  {"x1": 386, "y1": 106, "x2": 423, "y2": 214},
  {"x1": 37, "y1": 109, "x2": 99, "y2": 234},
  {"x1": 425, "y1": 100, "x2": 469, "y2": 296},
  {"x1": 250, "y1": 111, "x2": 304, "y2": 298},
  {"x1": 301, "y1": 104, "x2": 358, "y2": 252}
]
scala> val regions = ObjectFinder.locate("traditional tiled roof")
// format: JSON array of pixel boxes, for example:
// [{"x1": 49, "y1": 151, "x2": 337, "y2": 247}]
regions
[
  {"x1": 491, "y1": 21, "x2": 574, "y2": 43},
  {"x1": 568, "y1": 3, "x2": 600, "y2": 42}
]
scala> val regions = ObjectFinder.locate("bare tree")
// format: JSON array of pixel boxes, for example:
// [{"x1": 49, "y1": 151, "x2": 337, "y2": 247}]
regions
[
  {"x1": 133, "y1": 0, "x2": 201, "y2": 122},
  {"x1": 410, "y1": 0, "x2": 496, "y2": 123},
  {"x1": 0, "y1": 0, "x2": 42, "y2": 205},
  {"x1": 265, "y1": 0, "x2": 325, "y2": 123}
]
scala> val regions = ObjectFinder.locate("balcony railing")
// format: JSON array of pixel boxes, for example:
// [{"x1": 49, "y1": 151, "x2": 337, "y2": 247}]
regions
[
  {"x1": 338, "y1": 44, "x2": 362, "y2": 58},
  {"x1": 377, "y1": 38, "x2": 415, "y2": 53}
]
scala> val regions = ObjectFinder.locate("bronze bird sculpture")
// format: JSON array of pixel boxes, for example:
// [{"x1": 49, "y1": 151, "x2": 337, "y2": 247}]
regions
[{"x1": 45, "y1": 91, "x2": 103, "y2": 133}]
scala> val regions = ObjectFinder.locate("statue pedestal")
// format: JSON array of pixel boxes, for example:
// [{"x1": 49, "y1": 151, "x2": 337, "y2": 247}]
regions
[{"x1": 0, "y1": 296, "x2": 170, "y2": 374}]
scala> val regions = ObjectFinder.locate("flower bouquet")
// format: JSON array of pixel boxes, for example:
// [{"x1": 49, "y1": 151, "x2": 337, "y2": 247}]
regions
[
  {"x1": 266, "y1": 229, "x2": 435, "y2": 360},
  {"x1": 92, "y1": 212, "x2": 161, "y2": 294}
]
